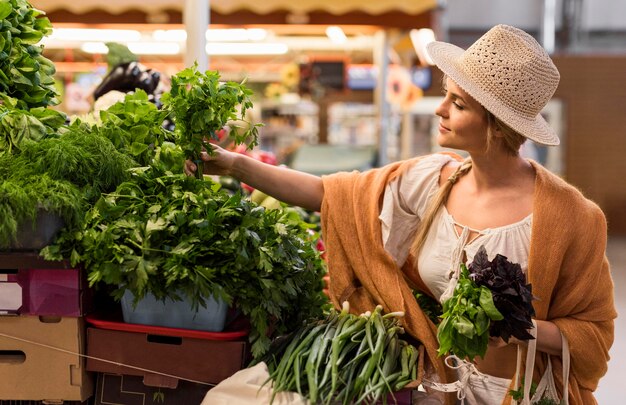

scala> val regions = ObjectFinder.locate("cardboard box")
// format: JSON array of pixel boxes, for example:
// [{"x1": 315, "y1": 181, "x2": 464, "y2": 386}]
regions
[
  {"x1": 86, "y1": 327, "x2": 248, "y2": 386},
  {"x1": 0, "y1": 316, "x2": 94, "y2": 401},
  {"x1": 94, "y1": 373, "x2": 209, "y2": 405}
]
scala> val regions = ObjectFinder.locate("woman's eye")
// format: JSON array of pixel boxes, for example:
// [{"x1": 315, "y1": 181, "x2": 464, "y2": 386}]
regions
[{"x1": 452, "y1": 101, "x2": 464, "y2": 110}]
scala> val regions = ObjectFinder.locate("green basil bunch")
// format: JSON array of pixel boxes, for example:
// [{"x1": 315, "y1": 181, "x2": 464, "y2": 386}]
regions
[{"x1": 437, "y1": 263, "x2": 504, "y2": 360}]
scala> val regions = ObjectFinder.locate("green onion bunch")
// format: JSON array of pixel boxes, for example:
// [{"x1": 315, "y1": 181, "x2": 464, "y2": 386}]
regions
[{"x1": 260, "y1": 302, "x2": 421, "y2": 405}]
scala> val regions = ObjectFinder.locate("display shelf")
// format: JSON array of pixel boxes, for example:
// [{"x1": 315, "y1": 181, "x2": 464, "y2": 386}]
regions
[{"x1": 258, "y1": 98, "x2": 319, "y2": 160}]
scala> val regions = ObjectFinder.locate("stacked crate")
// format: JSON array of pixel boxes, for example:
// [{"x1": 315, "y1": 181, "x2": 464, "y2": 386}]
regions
[
  {"x1": 85, "y1": 313, "x2": 250, "y2": 404},
  {"x1": 0, "y1": 254, "x2": 251, "y2": 404},
  {"x1": 0, "y1": 253, "x2": 94, "y2": 404}
]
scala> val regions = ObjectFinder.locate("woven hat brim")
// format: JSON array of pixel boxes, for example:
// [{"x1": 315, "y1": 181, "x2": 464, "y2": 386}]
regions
[{"x1": 426, "y1": 41, "x2": 560, "y2": 146}]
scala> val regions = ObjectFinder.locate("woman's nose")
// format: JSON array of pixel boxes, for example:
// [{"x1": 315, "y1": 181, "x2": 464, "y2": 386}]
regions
[{"x1": 435, "y1": 100, "x2": 448, "y2": 118}]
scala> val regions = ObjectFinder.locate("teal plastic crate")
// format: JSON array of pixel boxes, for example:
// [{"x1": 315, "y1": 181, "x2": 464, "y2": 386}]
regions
[{"x1": 120, "y1": 290, "x2": 228, "y2": 332}]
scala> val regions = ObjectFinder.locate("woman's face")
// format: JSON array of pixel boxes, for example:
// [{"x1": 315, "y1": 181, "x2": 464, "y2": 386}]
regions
[{"x1": 435, "y1": 78, "x2": 490, "y2": 154}]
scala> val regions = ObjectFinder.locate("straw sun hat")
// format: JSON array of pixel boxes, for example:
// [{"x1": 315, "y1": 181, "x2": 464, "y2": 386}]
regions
[{"x1": 426, "y1": 24, "x2": 560, "y2": 146}]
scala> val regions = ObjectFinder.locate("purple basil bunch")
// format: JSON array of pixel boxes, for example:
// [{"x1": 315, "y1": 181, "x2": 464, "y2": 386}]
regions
[{"x1": 468, "y1": 245, "x2": 536, "y2": 342}]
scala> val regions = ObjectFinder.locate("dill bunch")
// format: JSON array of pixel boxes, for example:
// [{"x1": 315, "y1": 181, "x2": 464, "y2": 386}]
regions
[{"x1": 18, "y1": 128, "x2": 136, "y2": 200}]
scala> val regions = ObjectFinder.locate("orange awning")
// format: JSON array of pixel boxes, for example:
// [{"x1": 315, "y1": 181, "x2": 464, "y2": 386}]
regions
[{"x1": 30, "y1": 0, "x2": 437, "y2": 16}]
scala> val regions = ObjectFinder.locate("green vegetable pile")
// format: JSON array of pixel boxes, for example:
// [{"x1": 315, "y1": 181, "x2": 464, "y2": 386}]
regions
[
  {"x1": 0, "y1": 0, "x2": 59, "y2": 110},
  {"x1": 1, "y1": 1, "x2": 329, "y2": 366},
  {"x1": 437, "y1": 245, "x2": 535, "y2": 360},
  {"x1": 259, "y1": 303, "x2": 421, "y2": 405},
  {"x1": 1, "y1": 88, "x2": 165, "y2": 247},
  {"x1": 161, "y1": 63, "x2": 262, "y2": 178},
  {"x1": 47, "y1": 161, "x2": 328, "y2": 358},
  {"x1": 94, "y1": 90, "x2": 173, "y2": 166},
  {"x1": 0, "y1": 102, "x2": 66, "y2": 153},
  {"x1": 0, "y1": 127, "x2": 135, "y2": 247}
]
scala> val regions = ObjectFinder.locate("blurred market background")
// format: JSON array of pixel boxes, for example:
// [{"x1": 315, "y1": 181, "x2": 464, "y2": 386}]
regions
[{"x1": 16, "y1": 0, "x2": 626, "y2": 402}]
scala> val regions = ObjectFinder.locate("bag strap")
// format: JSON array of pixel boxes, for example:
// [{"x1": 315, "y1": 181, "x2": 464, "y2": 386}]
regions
[
  {"x1": 514, "y1": 320, "x2": 571, "y2": 405},
  {"x1": 561, "y1": 332, "x2": 570, "y2": 405},
  {"x1": 523, "y1": 320, "x2": 538, "y2": 405}
]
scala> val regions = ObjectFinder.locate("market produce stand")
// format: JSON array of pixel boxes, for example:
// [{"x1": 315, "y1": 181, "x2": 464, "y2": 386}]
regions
[{"x1": 0, "y1": 1, "x2": 328, "y2": 403}]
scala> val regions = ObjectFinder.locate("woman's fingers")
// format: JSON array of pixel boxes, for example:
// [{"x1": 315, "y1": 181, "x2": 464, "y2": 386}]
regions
[
  {"x1": 184, "y1": 160, "x2": 197, "y2": 176},
  {"x1": 200, "y1": 150, "x2": 212, "y2": 161}
]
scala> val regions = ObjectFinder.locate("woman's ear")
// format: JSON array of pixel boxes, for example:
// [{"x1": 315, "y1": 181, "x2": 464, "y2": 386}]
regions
[{"x1": 491, "y1": 121, "x2": 506, "y2": 139}]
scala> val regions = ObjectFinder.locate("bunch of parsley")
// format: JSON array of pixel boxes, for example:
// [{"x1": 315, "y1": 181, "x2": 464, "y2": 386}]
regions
[
  {"x1": 59, "y1": 163, "x2": 327, "y2": 358},
  {"x1": 160, "y1": 63, "x2": 262, "y2": 178}
]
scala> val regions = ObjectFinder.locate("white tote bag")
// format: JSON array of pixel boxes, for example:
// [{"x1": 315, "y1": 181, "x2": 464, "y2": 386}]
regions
[{"x1": 513, "y1": 320, "x2": 570, "y2": 405}]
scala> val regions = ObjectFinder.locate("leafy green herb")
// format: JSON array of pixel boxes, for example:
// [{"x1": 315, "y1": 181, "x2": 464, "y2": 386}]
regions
[
  {"x1": 437, "y1": 246, "x2": 536, "y2": 360},
  {"x1": 0, "y1": 170, "x2": 84, "y2": 248},
  {"x1": 104, "y1": 42, "x2": 138, "y2": 71},
  {"x1": 18, "y1": 127, "x2": 135, "y2": 200},
  {"x1": 95, "y1": 90, "x2": 174, "y2": 166},
  {"x1": 0, "y1": 125, "x2": 136, "y2": 247},
  {"x1": 160, "y1": 63, "x2": 262, "y2": 178},
  {"x1": 0, "y1": 0, "x2": 60, "y2": 110},
  {"x1": 437, "y1": 263, "x2": 503, "y2": 360},
  {"x1": 46, "y1": 164, "x2": 328, "y2": 358},
  {"x1": 0, "y1": 103, "x2": 66, "y2": 153},
  {"x1": 509, "y1": 382, "x2": 560, "y2": 405},
  {"x1": 413, "y1": 290, "x2": 443, "y2": 325}
]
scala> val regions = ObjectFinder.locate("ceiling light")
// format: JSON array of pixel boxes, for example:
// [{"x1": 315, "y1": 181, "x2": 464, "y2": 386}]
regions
[
  {"x1": 326, "y1": 26, "x2": 347, "y2": 44},
  {"x1": 81, "y1": 42, "x2": 181, "y2": 55},
  {"x1": 205, "y1": 42, "x2": 288, "y2": 55},
  {"x1": 246, "y1": 29, "x2": 267, "y2": 41},
  {"x1": 410, "y1": 28, "x2": 436, "y2": 66},
  {"x1": 51, "y1": 28, "x2": 141, "y2": 42},
  {"x1": 153, "y1": 28, "x2": 268, "y2": 42},
  {"x1": 153, "y1": 29, "x2": 187, "y2": 42},
  {"x1": 128, "y1": 42, "x2": 181, "y2": 55}
]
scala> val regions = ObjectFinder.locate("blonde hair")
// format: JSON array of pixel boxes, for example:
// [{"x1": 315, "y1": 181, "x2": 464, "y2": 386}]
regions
[
  {"x1": 409, "y1": 109, "x2": 527, "y2": 258},
  {"x1": 410, "y1": 158, "x2": 473, "y2": 257}
]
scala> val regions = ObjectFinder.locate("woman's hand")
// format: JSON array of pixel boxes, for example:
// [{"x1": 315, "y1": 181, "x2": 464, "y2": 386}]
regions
[
  {"x1": 184, "y1": 144, "x2": 237, "y2": 177},
  {"x1": 185, "y1": 143, "x2": 324, "y2": 211}
]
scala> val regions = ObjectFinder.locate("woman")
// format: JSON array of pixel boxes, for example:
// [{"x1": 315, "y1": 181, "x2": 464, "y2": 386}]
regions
[{"x1": 188, "y1": 25, "x2": 616, "y2": 405}]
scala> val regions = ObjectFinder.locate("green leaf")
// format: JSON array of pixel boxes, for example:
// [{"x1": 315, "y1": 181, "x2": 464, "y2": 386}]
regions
[
  {"x1": 454, "y1": 316, "x2": 475, "y2": 339},
  {"x1": 146, "y1": 217, "x2": 167, "y2": 234},
  {"x1": 479, "y1": 286, "x2": 504, "y2": 321},
  {"x1": 0, "y1": 1, "x2": 12, "y2": 20},
  {"x1": 474, "y1": 307, "x2": 489, "y2": 336},
  {"x1": 171, "y1": 241, "x2": 194, "y2": 255},
  {"x1": 129, "y1": 141, "x2": 149, "y2": 156}
]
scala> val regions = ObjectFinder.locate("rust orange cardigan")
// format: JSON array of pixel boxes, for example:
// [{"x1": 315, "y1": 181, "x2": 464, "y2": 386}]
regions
[{"x1": 320, "y1": 155, "x2": 616, "y2": 405}]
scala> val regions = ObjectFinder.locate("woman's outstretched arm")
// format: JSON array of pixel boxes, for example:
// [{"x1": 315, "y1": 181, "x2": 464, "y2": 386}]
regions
[{"x1": 184, "y1": 145, "x2": 324, "y2": 212}]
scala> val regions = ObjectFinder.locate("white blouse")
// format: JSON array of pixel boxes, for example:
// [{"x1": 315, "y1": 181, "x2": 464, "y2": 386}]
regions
[{"x1": 379, "y1": 154, "x2": 532, "y2": 302}]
